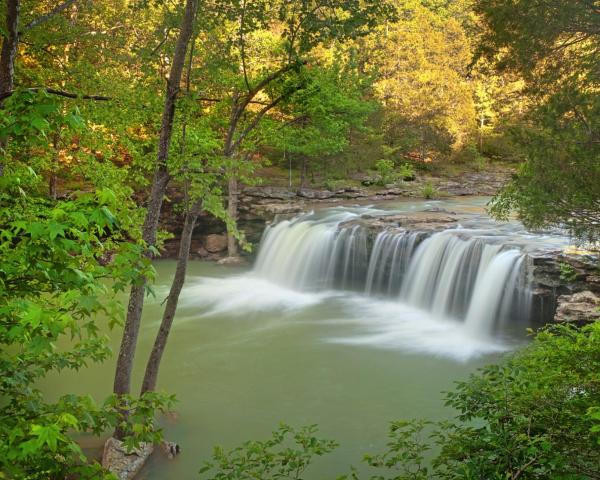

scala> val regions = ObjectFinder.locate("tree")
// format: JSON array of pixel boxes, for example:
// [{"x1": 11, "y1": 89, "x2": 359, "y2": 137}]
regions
[
  {"x1": 0, "y1": 90, "x2": 175, "y2": 478},
  {"x1": 112, "y1": 0, "x2": 199, "y2": 438},
  {"x1": 360, "y1": 0, "x2": 476, "y2": 164},
  {"x1": 267, "y1": 65, "x2": 375, "y2": 188},
  {"x1": 194, "y1": 0, "x2": 392, "y2": 256},
  {"x1": 476, "y1": 0, "x2": 600, "y2": 243}
]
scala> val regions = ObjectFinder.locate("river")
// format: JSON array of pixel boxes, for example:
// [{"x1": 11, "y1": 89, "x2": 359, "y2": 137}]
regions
[{"x1": 42, "y1": 197, "x2": 569, "y2": 479}]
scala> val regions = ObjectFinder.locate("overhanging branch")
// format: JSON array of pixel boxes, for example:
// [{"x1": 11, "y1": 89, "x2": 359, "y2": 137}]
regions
[{"x1": 0, "y1": 87, "x2": 111, "y2": 102}]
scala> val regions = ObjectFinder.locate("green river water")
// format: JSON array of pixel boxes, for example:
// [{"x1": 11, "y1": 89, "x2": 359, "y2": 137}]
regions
[
  {"x1": 42, "y1": 197, "x2": 568, "y2": 478},
  {"x1": 42, "y1": 260, "x2": 501, "y2": 479}
]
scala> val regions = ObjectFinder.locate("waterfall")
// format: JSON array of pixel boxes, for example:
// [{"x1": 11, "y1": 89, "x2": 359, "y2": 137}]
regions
[
  {"x1": 254, "y1": 211, "x2": 369, "y2": 290},
  {"x1": 253, "y1": 211, "x2": 533, "y2": 337},
  {"x1": 365, "y1": 231, "x2": 425, "y2": 296}
]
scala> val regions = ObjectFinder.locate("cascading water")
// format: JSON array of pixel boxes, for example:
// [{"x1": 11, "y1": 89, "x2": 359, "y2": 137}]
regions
[
  {"x1": 254, "y1": 209, "x2": 370, "y2": 290},
  {"x1": 253, "y1": 209, "x2": 533, "y2": 338},
  {"x1": 365, "y1": 231, "x2": 425, "y2": 296}
]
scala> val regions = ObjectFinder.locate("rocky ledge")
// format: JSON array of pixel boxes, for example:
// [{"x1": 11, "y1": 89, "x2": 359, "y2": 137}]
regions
[{"x1": 555, "y1": 291, "x2": 600, "y2": 324}]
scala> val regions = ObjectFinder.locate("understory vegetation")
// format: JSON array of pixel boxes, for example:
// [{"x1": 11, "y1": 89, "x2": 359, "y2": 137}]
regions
[{"x1": 0, "y1": 0, "x2": 598, "y2": 478}]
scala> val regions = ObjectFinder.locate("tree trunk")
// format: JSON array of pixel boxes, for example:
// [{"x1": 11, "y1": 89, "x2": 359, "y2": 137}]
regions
[
  {"x1": 227, "y1": 174, "x2": 238, "y2": 257},
  {"x1": 0, "y1": 0, "x2": 19, "y2": 177},
  {"x1": 112, "y1": 0, "x2": 198, "y2": 439},
  {"x1": 300, "y1": 156, "x2": 307, "y2": 189},
  {"x1": 141, "y1": 199, "x2": 202, "y2": 394},
  {"x1": 49, "y1": 173, "x2": 58, "y2": 199},
  {"x1": 0, "y1": 0, "x2": 19, "y2": 94}
]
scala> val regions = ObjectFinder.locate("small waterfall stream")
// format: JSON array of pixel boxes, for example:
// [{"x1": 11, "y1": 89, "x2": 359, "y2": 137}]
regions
[{"x1": 253, "y1": 209, "x2": 533, "y2": 338}]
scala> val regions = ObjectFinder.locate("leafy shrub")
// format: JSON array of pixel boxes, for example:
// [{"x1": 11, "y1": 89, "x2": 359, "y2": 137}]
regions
[
  {"x1": 398, "y1": 162, "x2": 416, "y2": 181},
  {"x1": 325, "y1": 179, "x2": 349, "y2": 191},
  {"x1": 199, "y1": 424, "x2": 338, "y2": 479},
  {"x1": 421, "y1": 182, "x2": 439, "y2": 199},
  {"x1": 559, "y1": 262, "x2": 578, "y2": 282},
  {"x1": 375, "y1": 159, "x2": 396, "y2": 185}
]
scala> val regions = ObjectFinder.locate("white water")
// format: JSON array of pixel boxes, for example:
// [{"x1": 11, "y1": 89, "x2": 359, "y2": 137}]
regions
[
  {"x1": 178, "y1": 202, "x2": 557, "y2": 360},
  {"x1": 252, "y1": 206, "x2": 533, "y2": 340}
]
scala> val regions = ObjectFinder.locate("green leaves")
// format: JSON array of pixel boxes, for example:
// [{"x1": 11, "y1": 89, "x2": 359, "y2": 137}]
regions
[
  {"x1": 0, "y1": 172, "x2": 150, "y2": 478},
  {"x1": 199, "y1": 424, "x2": 338, "y2": 480}
]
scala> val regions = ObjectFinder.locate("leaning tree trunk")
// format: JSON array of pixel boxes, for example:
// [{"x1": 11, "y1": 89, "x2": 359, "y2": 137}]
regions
[
  {"x1": 112, "y1": 0, "x2": 198, "y2": 439},
  {"x1": 141, "y1": 199, "x2": 202, "y2": 394},
  {"x1": 227, "y1": 174, "x2": 239, "y2": 257}
]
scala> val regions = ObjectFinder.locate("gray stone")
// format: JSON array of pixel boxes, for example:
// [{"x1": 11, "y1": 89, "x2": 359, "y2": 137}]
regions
[
  {"x1": 554, "y1": 291, "x2": 600, "y2": 323},
  {"x1": 102, "y1": 437, "x2": 153, "y2": 480}
]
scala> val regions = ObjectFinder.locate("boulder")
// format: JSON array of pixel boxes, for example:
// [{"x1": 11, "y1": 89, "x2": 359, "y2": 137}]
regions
[
  {"x1": 204, "y1": 234, "x2": 228, "y2": 253},
  {"x1": 102, "y1": 437, "x2": 153, "y2": 480},
  {"x1": 554, "y1": 291, "x2": 600, "y2": 323}
]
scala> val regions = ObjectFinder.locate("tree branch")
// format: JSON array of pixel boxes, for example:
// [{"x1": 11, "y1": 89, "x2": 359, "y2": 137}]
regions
[
  {"x1": 231, "y1": 93, "x2": 289, "y2": 152},
  {"x1": 0, "y1": 87, "x2": 110, "y2": 102},
  {"x1": 239, "y1": 0, "x2": 251, "y2": 92},
  {"x1": 21, "y1": 0, "x2": 79, "y2": 33}
]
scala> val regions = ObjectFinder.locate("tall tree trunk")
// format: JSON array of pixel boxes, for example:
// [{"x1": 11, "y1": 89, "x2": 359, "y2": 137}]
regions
[
  {"x1": 227, "y1": 174, "x2": 238, "y2": 257},
  {"x1": 141, "y1": 199, "x2": 202, "y2": 393},
  {"x1": 112, "y1": 0, "x2": 198, "y2": 439},
  {"x1": 0, "y1": 0, "x2": 19, "y2": 177},
  {"x1": 0, "y1": 0, "x2": 19, "y2": 94}
]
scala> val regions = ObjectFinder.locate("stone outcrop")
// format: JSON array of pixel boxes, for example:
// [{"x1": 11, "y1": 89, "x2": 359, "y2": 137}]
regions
[
  {"x1": 554, "y1": 291, "x2": 600, "y2": 323},
  {"x1": 102, "y1": 437, "x2": 153, "y2": 480},
  {"x1": 204, "y1": 234, "x2": 228, "y2": 253}
]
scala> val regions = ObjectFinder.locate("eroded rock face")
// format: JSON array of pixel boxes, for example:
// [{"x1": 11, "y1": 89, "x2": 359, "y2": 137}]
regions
[
  {"x1": 554, "y1": 291, "x2": 600, "y2": 323},
  {"x1": 204, "y1": 234, "x2": 228, "y2": 253},
  {"x1": 102, "y1": 437, "x2": 153, "y2": 480}
]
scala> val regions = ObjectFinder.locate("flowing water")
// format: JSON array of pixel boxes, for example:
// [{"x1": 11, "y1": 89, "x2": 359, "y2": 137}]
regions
[{"x1": 41, "y1": 197, "x2": 569, "y2": 479}]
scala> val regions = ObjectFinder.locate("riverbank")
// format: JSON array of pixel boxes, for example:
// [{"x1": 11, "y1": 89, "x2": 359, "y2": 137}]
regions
[{"x1": 160, "y1": 164, "x2": 514, "y2": 260}]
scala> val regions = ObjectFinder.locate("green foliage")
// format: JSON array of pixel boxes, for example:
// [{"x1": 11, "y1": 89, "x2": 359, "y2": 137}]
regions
[
  {"x1": 0, "y1": 164, "x2": 172, "y2": 477},
  {"x1": 398, "y1": 163, "x2": 416, "y2": 181},
  {"x1": 359, "y1": 323, "x2": 600, "y2": 480},
  {"x1": 420, "y1": 182, "x2": 439, "y2": 199},
  {"x1": 0, "y1": 83, "x2": 171, "y2": 477},
  {"x1": 559, "y1": 263, "x2": 578, "y2": 282},
  {"x1": 370, "y1": 160, "x2": 416, "y2": 186},
  {"x1": 375, "y1": 159, "x2": 396, "y2": 186},
  {"x1": 357, "y1": 420, "x2": 431, "y2": 480},
  {"x1": 477, "y1": 0, "x2": 600, "y2": 243},
  {"x1": 199, "y1": 424, "x2": 339, "y2": 480}
]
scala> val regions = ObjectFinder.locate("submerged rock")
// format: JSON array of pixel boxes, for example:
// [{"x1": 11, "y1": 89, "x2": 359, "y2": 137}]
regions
[
  {"x1": 102, "y1": 437, "x2": 153, "y2": 480},
  {"x1": 217, "y1": 255, "x2": 248, "y2": 266},
  {"x1": 160, "y1": 440, "x2": 181, "y2": 460},
  {"x1": 554, "y1": 291, "x2": 600, "y2": 323}
]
